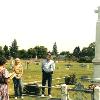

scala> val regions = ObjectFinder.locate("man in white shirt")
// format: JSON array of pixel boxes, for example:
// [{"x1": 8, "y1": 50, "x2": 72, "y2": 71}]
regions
[{"x1": 41, "y1": 52, "x2": 55, "y2": 98}]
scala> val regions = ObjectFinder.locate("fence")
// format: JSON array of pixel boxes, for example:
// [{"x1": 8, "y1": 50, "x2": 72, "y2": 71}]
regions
[
  {"x1": 23, "y1": 76, "x2": 100, "y2": 100},
  {"x1": 23, "y1": 82, "x2": 97, "y2": 100},
  {"x1": 61, "y1": 83, "x2": 100, "y2": 100},
  {"x1": 67, "y1": 83, "x2": 94, "y2": 100}
]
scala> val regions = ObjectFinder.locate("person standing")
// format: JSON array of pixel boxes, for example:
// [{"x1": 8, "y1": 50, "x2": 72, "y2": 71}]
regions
[
  {"x1": 0, "y1": 56, "x2": 10, "y2": 100},
  {"x1": 12, "y1": 58, "x2": 23, "y2": 99},
  {"x1": 41, "y1": 52, "x2": 55, "y2": 98}
]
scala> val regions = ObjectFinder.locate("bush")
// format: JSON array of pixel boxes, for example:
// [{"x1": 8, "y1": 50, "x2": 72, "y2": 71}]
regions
[
  {"x1": 78, "y1": 56, "x2": 92, "y2": 63},
  {"x1": 65, "y1": 74, "x2": 77, "y2": 85}
]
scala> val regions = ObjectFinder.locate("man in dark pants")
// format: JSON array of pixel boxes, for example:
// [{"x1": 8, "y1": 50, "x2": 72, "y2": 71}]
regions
[{"x1": 41, "y1": 52, "x2": 55, "y2": 98}]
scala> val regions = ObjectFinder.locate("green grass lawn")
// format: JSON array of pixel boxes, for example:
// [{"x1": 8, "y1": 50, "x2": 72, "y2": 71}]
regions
[{"x1": 7, "y1": 60, "x2": 93, "y2": 100}]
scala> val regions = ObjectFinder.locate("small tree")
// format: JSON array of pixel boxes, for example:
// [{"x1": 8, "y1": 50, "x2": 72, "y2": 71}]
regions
[
  {"x1": 9, "y1": 39, "x2": 18, "y2": 58},
  {"x1": 60, "y1": 51, "x2": 70, "y2": 61}
]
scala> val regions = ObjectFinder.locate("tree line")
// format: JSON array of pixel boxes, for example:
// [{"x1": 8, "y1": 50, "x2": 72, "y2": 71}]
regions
[
  {"x1": 0, "y1": 39, "x2": 95, "y2": 63},
  {"x1": 60, "y1": 42, "x2": 95, "y2": 63}
]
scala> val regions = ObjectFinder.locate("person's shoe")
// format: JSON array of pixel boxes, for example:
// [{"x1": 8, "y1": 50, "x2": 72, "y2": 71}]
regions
[
  {"x1": 15, "y1": 97, "x2": 18, "y2": 99},
  {"x1": 41, "y1": 94, "x2": 45, "y2": 97},
  {"x1": 21, "y1": 96, "x2": 24, "y2": 99},
  {"x1": 49, "y1": 95, "x2": 52, "y2": 98}
]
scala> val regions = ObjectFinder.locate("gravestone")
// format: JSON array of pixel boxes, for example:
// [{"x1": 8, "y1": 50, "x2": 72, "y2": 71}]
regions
[{"x1": 23, "y1": 83, "x2": 40, "y2": 95}]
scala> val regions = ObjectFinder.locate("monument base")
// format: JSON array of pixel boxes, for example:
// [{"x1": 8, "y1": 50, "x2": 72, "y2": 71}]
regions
[
  {"x1": 92, "y1": 61, "x2": 100, "y2": 83},
  {"x1": 92, "y1": 78, "x2": 100, "y2": 83}
]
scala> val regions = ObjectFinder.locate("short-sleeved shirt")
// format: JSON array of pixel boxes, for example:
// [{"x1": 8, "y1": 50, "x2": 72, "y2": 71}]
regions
[{"x1": 42, "y1": 59, "x2": 55, "y2": 72}]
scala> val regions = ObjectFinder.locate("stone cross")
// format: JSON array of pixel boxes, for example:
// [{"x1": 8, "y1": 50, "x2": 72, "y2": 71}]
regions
[
  {"x1": 93, "y1": 6, "x2": 100, "y2": 82},
  {"x1": 95, "y1": 6, "x2": 100, "y2": 20}
]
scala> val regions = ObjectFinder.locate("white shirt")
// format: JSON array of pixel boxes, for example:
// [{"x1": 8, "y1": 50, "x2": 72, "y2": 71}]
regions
[{"x1": 42, "y1": 59, "x2": 55, "y2": 72}]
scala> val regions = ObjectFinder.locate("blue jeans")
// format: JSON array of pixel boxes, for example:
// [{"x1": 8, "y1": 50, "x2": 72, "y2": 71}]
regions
[{"x1": 13, "y1": 77, "x2": 23, "y2": 97}]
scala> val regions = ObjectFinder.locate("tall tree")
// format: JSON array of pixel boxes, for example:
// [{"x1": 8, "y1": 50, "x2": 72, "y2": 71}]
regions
[
  {"x1": 9, "y1": 39, "x2": 18, "y2": 58},
  {"x1": 34, "y1": 46, "x2": 47, "y2": 58},
  {"x1": 3, "y1": 45, "x2": 10, "y2": 59},
  {"x1": 78, "y1": 42, "x2": 95, "y2": 63},
  {"x1": 27, "y1": 48, "x2": 36, "y2": 58},
  {"x1": 52, "y1": 42, "x2": 58, "y2": 57},
  {"x1": 87, "y1": 42, "x2": 95, "y2": 58},
  {"x1": 0, "y1": 46, "x2": 4, "y2": 56},
  {"x1": 18, "y1": 49, "x2": 28, "y2": 59},
  {"x1": 73, "y1": 46, "x2": 80, "y2": 59}
]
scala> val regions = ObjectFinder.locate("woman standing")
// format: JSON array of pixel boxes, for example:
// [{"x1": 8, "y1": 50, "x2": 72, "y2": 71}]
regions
[
  {"x1": 12, "y1": 58, "x2": 23, "y2": 99},
  {"x1": 0, "y1": 56, "x2": 10, "y2": 100}
]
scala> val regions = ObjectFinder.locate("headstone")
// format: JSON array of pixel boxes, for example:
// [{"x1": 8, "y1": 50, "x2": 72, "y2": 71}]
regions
[
  {"x1": 79, "y1": 63, "x2": 87, "y2": 67},
  {"x1": 61, "y1": 84, "x2": 68, "y2": 100},
  {"x1": 23, "y1": 83, "x2": 40, "y2": 95}
]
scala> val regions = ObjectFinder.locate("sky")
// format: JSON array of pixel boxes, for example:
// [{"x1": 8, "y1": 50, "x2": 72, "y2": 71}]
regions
[{"x1": 0, "y1": 0, "x2": 100, "y2": 53}]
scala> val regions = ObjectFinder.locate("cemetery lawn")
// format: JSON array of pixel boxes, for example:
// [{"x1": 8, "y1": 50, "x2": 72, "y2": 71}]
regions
[{"x1": 7, "y1": 60, "x2": 93, "y2": 100}]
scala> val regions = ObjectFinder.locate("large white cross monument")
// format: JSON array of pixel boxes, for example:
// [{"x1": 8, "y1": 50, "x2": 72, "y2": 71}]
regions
[{"x1": 93, "y1": 6, "x2": 100, "y2": 82}]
